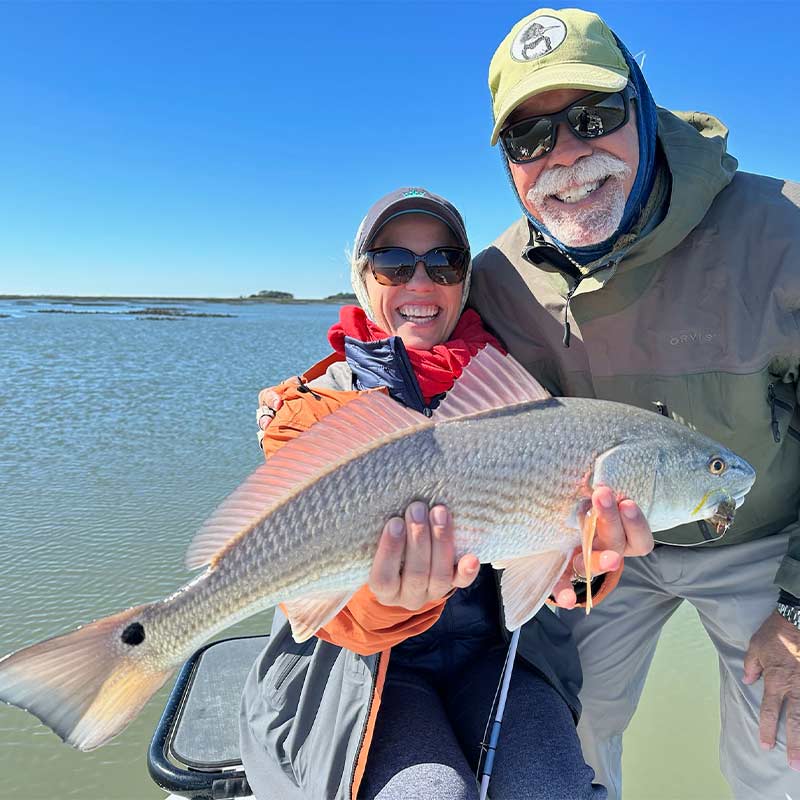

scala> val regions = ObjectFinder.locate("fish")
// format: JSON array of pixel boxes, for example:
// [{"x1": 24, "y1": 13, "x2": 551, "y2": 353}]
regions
[{"x1": 0, "y1": 346, "x2": 756, "y2": 751}]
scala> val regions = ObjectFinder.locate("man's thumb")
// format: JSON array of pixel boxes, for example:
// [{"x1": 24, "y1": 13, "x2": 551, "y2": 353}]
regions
[{"x1": 742, "y1": 647, "x2": 763, "y2": 685}]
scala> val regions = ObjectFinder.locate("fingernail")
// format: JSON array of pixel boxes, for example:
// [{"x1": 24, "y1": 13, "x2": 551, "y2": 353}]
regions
[
  {"x1": 410, "y1": 502, "x2": 427, "y2": 524},
  {"x1": 790, "y1": 758, "x2": 800, "y2": 771},
  {"x1": 621, "y1": 502, "x2": 639, "y2": 520},
  {"x1": 387, "y1": 518, "x2": 404, "y2": 538},
  {"x1": 431, "y1": 506, "x2": 448, "y2": 526},
  {"x1": 601, "y1": 551, "x2": 620, "y2": 570},
  {"x1": 598, "y1": 491, "x2": 614, "y2": 509},
  {"x1": 760, "y1": 741, "x2": 773, "y2": 751},
  {"x1": 556, "y1": 590, "x2": 575, "y2": 608}
]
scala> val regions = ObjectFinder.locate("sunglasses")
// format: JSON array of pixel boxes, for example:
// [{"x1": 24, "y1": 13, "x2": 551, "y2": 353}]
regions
[
  {"x1": 499, "y1": 85, "x2": 636, "y2": 164},
  {"x1": 366, "y1": 246, "x2": 469, "y2": 287}
]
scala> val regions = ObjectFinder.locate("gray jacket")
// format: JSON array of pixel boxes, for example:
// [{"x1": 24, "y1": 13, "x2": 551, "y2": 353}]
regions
[
  {"x1": 469, "y1": 109, "x2": 800, "y2": 594},
  {"x1": 239, "y1": 361, "x2": 583, "y2": 800}
]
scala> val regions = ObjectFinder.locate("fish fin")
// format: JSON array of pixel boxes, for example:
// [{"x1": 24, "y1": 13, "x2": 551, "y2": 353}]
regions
[
  {"x1": 581, "y1": 507, "x2": 597, "y2": 614},
  {"x1": 432, "y1": 346, "x2": 551, "y2": 422},
  {"x1": 283, "y1": 590, "x2": 355, "y2": 643},
  {"x1": 494, "y1": 549, "x2": 572, "y2": 630},
  {"x1": 186, "y1": 389, "x2": 432, "y2": 569},
  {"x1": 0, "y1": 604, "x2": 174, "y2": 751}
]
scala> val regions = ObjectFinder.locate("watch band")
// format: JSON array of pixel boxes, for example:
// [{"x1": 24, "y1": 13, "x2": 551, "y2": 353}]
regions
[{"x1": 776, "y1": 602, "x2": 800, "y2": 630}]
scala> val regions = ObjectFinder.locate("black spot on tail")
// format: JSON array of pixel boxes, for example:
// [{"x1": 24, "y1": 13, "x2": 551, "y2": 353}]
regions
[{"x1": 121, "y1": 622, "x2": 145, "y2": 646}]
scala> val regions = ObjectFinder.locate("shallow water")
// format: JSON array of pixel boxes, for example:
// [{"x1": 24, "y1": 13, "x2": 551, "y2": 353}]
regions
[{"x1": 0, "y1": 300, "x2": 730, "y2": 799}]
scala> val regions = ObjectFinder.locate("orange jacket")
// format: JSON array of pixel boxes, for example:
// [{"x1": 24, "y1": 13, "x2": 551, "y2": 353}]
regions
[{"x1": 259, "y1": 354, "x2": 448, "y2": 654}]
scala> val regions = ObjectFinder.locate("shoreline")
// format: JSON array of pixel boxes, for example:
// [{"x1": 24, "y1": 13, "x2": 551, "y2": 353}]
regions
[{"x1": 0, "y1": 294, "x2": 355, "y2": 305}]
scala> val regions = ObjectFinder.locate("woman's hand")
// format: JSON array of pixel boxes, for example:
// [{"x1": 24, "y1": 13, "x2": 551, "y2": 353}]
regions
[
  {"x1": 550, "y1": 487, "x2": 654, "y2": 609},
  {"x1": 369, "y1": 502, "x2": 480, "y2": 611}
]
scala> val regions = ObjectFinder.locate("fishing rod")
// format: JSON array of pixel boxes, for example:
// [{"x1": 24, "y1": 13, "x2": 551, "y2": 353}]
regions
[{"x1": 478, "y1": 627, "x2": 521, "y2": 800}]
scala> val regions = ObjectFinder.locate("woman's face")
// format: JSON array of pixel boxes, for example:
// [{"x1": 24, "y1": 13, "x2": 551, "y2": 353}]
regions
[{"x1": 364, "y1": 213, "x2": 464, "y2": 350}]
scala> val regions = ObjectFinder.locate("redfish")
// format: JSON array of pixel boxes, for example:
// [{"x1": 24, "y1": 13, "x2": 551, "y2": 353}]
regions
[{"x1": 0, "y1": 347, "x2": 755, "y2": 750}]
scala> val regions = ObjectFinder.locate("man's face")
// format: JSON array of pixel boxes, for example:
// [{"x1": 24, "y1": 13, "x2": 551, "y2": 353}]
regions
[{"x1": 506, "y1": 88, "x2": 639, "y2": 247}]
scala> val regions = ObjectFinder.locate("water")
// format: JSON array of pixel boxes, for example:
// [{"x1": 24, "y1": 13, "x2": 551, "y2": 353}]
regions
[{"x1": 0, "y1": 299, "x2": 729, "y2": 799}]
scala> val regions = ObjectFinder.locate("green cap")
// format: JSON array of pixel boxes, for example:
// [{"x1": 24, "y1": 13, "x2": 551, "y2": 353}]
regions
[{"x1": 489, "y1": 7, "x2": 629, "y2": 145}]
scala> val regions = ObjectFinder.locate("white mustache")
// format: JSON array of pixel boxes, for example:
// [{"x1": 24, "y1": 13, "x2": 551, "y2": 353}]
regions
[{"x1": 528, "y1": 153, "x2": 632, "y2": 204}]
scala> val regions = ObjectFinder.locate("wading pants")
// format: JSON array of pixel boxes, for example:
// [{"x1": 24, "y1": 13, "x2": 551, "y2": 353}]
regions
[{"x1": 563, "y1": 530, "x2": 800, "y2": 800}]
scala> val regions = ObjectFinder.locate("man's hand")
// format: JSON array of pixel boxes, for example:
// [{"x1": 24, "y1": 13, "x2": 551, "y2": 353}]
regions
[
  {"x1": 257, "y1": 388, "x2": 284, "y2": 432},
  {"x1": 550, "y1": 486, "x2": 654, "y2": 609},
  {"x1": 369, "y1": 502, "x2": 480, "y2": 611},
  {"x1": 744, "y1": 610, "x2": 800, "y2": 770}
]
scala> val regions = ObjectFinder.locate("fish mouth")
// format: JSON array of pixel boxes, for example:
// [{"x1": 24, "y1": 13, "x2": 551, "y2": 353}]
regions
[{"x1": 701, "y1": 491, "x2": 748, "y2": 536}]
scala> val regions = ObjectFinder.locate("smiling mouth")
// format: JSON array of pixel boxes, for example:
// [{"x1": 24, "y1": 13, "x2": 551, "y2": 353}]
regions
[
  {"x1": 397, "y1": 304, "x2": 441, "y2": 323},
  {"x1": 550, "y1": 176, "x2": 610, "y2": 204}
]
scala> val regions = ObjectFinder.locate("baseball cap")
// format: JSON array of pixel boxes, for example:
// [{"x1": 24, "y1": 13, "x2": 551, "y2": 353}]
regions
[
  {"x1": 489, "y1": 7, "x2": 630, "y2": 145},
  {"x1": 354, "y1": 187, "x2": 470, "y2": 258}
]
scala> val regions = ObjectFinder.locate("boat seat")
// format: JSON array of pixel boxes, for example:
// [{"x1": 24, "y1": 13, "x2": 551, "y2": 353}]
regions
[{"x1": 148, "y1": 635, "x2": 268, "y2": 800}]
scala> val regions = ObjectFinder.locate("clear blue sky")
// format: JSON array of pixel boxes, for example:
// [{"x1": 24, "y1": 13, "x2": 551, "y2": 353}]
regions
[{"x1": 1, "y1": 1, "x2": 797, "y2": 298}]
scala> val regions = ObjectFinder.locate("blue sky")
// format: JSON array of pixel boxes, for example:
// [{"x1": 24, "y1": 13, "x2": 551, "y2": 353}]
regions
[{"x1": 1, "y1": 1, "x2": 797, "y2": 299}]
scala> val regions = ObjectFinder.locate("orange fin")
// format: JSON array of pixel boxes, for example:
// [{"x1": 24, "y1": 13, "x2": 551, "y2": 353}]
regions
[
  {"x1": 581, "y1": 507, "x2": 597, "y2": 614},
  {"x1": 283, "y1": 590, "x2": 355, "y2": 643},
  {"x1": 0, "y1": 604, "x2": 173, "y2": 751},
  {"x1": 494, "y1": 549, "x2": 572, "y2": 630},
  {"x1": 432, "y1": 345, "x2": 550, "y2": 421},
  {"x1": 186, "y1": 389, "x2": 431, "y2": 569}
]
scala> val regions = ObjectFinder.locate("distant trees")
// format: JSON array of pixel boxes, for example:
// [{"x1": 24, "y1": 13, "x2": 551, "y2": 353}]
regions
[
  {"x1": 246, "y1": 290, "x2": 357, "y2": 302},
  {"x1": 325, "y1": 292, "x2": 357, "y2": 301},
  {"x1": 250, "y1": 290, "x2": 294, "y2": 299}
]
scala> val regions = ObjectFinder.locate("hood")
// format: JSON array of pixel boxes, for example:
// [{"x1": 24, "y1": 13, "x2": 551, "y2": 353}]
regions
[{"x1": 623, "y1": 108, "x2": 738, "y2": 270}]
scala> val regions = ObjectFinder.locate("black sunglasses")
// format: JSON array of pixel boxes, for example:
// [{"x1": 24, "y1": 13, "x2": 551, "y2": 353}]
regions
[
  {"x1": 366, "y1": 246, "x2": 470, "y2": 287},
  {"x1": 499, "y1": 85, "x2": 636, "y2": 164}
]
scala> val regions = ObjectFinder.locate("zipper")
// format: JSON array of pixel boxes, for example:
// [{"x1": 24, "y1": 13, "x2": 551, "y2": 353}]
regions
[
  {"x1": 348, "y1": 651, "x2": 382, "y2": 800},
  {"x1": 767, "y1": 383, "x2": 793, "y2": 443},
  {"x1": 560, "y1": 260, "x2": 619, "y2": 349},
  {"x1": 271, "y1": 648, "x2": 307, "y2": 692}
]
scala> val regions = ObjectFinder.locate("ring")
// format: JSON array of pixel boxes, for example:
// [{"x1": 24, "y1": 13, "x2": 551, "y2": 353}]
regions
[
  {"x1": 571, "y1": 564, "x2": 587, "y2": 584},
  {"x1": 257, "y1": 406, "x2": 277, "y2": 428}
]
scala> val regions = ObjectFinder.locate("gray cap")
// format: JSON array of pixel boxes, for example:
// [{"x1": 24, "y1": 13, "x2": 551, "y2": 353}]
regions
[{"x1": 354, "y1": 187, "x2": 470, "y2": 257}]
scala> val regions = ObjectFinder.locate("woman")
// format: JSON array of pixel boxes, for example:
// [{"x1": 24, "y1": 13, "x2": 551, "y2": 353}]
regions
[{"x1": 239, "y1": 187, "x2": 647, "y2": 800}]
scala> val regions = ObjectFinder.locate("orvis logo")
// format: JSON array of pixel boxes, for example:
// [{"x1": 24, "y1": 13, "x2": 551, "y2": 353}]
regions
[
  {"x1": 403, "y1": 189, "x2": 426, "y2": 198},
  {"x1": 668, "y1": 330, "x2": 718, "y2": 346}
]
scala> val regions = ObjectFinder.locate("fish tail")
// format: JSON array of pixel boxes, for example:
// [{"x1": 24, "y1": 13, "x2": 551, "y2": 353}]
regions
[{"x1": 0, "y1": 603, "x2": 174, "y2": 751}]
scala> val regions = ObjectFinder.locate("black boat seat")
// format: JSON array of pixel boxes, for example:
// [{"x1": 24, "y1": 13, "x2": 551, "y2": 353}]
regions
[{"x1": 149, "y1": 635, "x2": 268, "y2": 800}]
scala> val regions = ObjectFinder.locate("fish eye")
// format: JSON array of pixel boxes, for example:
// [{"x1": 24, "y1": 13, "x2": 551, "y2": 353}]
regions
[{"x1": 708, "y1": 457, "x2": 727, "y2": 475}]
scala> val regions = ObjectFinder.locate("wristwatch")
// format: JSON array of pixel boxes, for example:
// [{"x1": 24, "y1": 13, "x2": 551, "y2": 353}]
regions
[{"x1": 776, "y1": 602, "x2": 800, "y2": 630}]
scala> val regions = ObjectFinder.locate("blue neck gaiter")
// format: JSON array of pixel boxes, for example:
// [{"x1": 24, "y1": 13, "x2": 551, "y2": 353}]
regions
[{"x1": 504, "y1": 36, "x2": 659, "y2": 266}]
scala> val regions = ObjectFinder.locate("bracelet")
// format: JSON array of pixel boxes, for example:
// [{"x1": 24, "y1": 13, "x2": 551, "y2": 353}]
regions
[{"x1": 776, "y1": 602, "x2": 800, "y2": 630}]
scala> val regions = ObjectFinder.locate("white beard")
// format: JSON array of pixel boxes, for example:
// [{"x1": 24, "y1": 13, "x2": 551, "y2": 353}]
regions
[{"x1": 526, "y1": 152, "x2": 632, "y2": 247}]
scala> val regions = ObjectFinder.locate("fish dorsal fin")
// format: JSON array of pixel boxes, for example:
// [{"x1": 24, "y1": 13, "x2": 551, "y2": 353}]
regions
[
  {"x1": 185, "y1": 388, "x2": 430, "y2": 569},
  {"x1": 432, "y1": 346, "x2": 551, "y2": 422}
]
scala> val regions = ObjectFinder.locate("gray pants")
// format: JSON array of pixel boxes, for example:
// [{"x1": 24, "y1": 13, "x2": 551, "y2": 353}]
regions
[
  {"x1": 359, "y1": 645, "x2": 605, "y2": 800},
  {"x1": 563, "y1": 531, "x2": 800, "y2": 800}
]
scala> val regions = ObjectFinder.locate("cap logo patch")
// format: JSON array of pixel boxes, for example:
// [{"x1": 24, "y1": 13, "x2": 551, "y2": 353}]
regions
[
  {"x1": 403, "y1": 189, "x2": 426, "y2": 197},
  {"x1": 510, "y1": 15, "x2": 567, "y2": 62}
]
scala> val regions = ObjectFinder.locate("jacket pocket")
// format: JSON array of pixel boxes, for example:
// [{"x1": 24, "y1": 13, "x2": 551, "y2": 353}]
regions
[{"x1": 264, "y1": 639, "x2": 315, "y2": 709}]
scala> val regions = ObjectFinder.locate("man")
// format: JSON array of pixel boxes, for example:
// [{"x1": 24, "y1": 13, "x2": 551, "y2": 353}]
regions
[{"x1": 469, "y1": 7, "x2": 800, "y2": 798}]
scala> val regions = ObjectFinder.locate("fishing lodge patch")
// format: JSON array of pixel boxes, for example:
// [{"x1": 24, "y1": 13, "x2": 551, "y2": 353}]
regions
[{"x1": 511, "y1": 15, "x2": 567, "y2": 62}]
